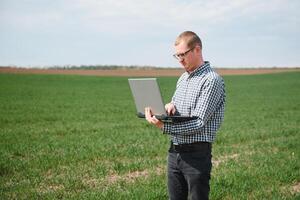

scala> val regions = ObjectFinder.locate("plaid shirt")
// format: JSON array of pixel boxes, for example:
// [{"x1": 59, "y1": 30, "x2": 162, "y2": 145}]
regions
[{"x1": 163, "y1": 61, "x2": 225, "y2": 144}]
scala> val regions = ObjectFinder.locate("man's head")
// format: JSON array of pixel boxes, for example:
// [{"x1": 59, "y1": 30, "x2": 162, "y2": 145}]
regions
[{"x1": 173, "y1": 31, "x2": 204, "y2": 73}]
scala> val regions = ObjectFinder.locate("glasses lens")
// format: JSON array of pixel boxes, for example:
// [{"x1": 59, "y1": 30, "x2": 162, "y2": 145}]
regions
[{"x1": 173, "y1": 47, "x2": 194, "y2": 60}]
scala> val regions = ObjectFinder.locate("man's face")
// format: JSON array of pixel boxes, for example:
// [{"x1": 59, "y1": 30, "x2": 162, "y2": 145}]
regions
[{"x1": 174, "y1": 41, "x2": 198, "y2": 72}]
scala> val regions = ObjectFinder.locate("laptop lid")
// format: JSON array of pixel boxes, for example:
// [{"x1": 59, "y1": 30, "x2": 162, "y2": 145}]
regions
[{"x1": 128, "y1": 78, "x2": 167, "y2": 117}]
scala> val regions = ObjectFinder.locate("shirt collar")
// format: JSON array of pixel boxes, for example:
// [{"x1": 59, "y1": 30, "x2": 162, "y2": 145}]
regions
[{"x1": 187, "y1": 61, "x2": 210, "y2": 77}]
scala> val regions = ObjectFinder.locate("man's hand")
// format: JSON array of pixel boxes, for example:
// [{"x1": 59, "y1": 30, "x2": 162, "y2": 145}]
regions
[
  {"x1": 145, "y1": 107, "x2": 164, "y2": 129},
  {"x1": 165, "y1": 103, "x2": 176, "y2": 115}
]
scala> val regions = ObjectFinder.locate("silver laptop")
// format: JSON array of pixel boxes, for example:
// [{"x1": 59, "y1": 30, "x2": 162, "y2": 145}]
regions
[{"x1": 128, "y1": 78, "x2": 197, "y2": 122}]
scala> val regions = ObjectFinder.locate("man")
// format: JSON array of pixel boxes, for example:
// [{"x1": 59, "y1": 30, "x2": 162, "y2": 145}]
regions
[{"x1": 145, "y1": 31, "x2": 225, "y2": 200}]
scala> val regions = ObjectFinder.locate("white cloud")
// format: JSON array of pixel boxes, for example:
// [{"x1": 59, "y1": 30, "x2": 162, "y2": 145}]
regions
[
  {"x1": 1, "y1": 0, "x2": 299, "y2": 67},
  {"x1": 68, "y1": 0, "x2": 243, "y2": 32},
  {"x1": 2, "y1": 0, "x2": 299, "y2": 34}
]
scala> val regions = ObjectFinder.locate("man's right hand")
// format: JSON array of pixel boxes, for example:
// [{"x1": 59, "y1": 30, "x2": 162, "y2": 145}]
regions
[{"x1": 165, "y1": 103, "x2": 176, "y2": 116}]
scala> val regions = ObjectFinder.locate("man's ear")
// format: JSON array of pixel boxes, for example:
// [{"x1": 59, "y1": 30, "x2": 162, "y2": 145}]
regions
[{"x1": 195, "y1": 45, "x2": 201, "y2": 53}]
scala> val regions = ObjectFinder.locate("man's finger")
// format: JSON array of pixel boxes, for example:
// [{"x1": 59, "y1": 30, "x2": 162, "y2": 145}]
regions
[
  {"x1": 145, "y1": 107, "x2": 155, "y2": 123},
  {"x1": 171, "y1": 107, "x2": 176, "y2": 115},
  {"x1": 165, "y1": 103, "x2": 176, "y2": 115}
]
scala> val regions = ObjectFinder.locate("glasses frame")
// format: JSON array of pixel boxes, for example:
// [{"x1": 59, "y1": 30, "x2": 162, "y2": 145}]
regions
[{"x1": 173, "y1": 46, "x2": 195, "y2": 60}]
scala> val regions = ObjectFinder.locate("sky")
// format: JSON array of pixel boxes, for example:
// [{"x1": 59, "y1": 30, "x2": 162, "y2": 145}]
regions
[{"x1": 0, "y1": 0, "x2": 299, "y2": 68}]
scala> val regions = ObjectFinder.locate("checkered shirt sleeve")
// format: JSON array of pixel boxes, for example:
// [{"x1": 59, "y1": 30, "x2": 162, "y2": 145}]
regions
[{"x1": 162, "y1": 62, "x2": 225, "y2": 144}]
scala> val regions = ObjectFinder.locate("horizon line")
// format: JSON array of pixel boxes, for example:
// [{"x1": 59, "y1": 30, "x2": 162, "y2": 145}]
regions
[{"x1": 0, "y1": 65, "x2": 299, "y2": 70}]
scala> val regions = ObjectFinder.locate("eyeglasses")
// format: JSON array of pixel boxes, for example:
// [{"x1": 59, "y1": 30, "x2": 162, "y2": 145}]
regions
[{"x1": 173, "y1": 47, "x2": 195, "y2": 60}]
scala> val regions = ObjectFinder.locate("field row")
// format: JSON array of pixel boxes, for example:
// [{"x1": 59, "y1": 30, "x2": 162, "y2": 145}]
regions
[{"x1": 0, "y1": 72, "x2": 299, "y2": 199}]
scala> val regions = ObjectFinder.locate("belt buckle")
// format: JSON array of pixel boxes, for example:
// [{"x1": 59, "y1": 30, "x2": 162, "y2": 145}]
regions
[
  {"x1": 170, "y1": 143, "x2": 180, "y2": 153},
  {"x1": 174, "y1": 144, "x2": 180, "y2": 152}
]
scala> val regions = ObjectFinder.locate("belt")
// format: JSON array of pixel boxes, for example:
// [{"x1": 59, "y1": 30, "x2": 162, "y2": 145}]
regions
[{"x1": 169, "y1": 141, "x2": 211, "y2": 153}]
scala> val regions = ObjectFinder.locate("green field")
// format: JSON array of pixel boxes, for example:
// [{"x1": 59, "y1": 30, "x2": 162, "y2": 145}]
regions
[{"x1": 0, "y1": 72, "x2": 299, "y2": 199}]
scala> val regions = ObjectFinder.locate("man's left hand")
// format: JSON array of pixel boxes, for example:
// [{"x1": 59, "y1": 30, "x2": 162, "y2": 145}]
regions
[{"x1": 145, "y1": 107, "x2": 164, "y2": 129}]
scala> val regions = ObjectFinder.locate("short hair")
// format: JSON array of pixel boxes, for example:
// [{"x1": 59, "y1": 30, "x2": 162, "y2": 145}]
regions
[{"x1": 175, "y1": 31, "x2": 202, "y2": 49}]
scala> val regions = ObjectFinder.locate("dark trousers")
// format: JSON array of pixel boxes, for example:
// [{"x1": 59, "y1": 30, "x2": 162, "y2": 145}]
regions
[{"x1": 167, "y1": 142, "x2": 212, "y2": 200}]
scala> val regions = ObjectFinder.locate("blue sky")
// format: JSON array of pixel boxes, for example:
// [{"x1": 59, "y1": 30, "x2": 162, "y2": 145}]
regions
[{"x1": 0, "y1": 0, "x2": 299, "y2": 68}]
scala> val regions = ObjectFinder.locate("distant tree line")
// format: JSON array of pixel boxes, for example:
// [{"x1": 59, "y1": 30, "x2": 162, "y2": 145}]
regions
[{"x1": 48, "y1": 65, "x2": 170, "y2": 70}]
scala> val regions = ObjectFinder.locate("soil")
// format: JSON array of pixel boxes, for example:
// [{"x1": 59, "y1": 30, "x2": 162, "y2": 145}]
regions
[{"x1": 0, "y1": 67, "x2": 299, "y2": 77}]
